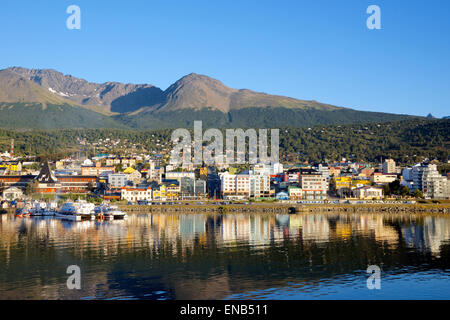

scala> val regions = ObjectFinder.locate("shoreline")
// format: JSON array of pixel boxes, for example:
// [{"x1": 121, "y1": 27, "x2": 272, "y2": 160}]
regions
[{"x1": 118, "y1": 203, "x2": 450, "y2": 214}]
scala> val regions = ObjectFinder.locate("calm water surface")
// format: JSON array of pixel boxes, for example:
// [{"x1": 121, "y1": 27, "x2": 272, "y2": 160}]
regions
[{"x1": 0, "y1": 212, "x2": 449, "y2": 300}]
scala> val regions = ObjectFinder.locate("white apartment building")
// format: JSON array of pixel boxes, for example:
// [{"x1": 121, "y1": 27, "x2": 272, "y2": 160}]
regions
[
  {"x1": 411, "y1": 163, "x2": 426, "y2": 191},
  {"x1": 422, "y1": 164, "x2": 449, "y2": 199},
  {"x1": 299, "y1": 170, "x2": 328, "y2": 200},
  {"x1": 220, "y1": 172, "x2": 271, "y2": 198}
]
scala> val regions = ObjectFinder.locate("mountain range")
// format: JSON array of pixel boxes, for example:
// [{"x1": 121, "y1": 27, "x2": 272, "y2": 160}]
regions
[{"x1": 0, "y1": 67, "x2": 419, "y2": 129}]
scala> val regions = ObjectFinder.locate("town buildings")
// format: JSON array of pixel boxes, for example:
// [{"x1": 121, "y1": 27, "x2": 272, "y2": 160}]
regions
[
  {"x1": 81, "y1": 161, "x2": 115, "y2": 176},
  {"x1": 0, "y1": 141, "x2": 448, "y2": 203}
]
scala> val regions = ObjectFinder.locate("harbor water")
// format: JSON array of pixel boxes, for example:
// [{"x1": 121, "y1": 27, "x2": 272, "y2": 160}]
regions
[{"x1": 0, "y1": 212, "x2": 449, "y2": 300}]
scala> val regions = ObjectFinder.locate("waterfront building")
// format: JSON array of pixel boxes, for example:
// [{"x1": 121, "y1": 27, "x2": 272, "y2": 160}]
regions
[
  {"x1": 353, "y1": 186, "x2": 384, "y2": 199},
  {"x1": 180, "y1": 177, "x2": 207, "y2": 198},
  {"x1": 333, "y1": 176, "x2": 352, "y2": 190},
  {"x1": 0, "y1": 175, "x2": 35, "y2": 191},
  {"x1": 56, "y1": 175, "x2": 97, "y2": 193},
  {"x1": 153, "y1": 184, "x2": 179, "y2": 201},
  {"x1": 249, "y1": 173, "x2": 271, "y2": 198},
  {"x1": 411, "y1": 163, "x2": 427, "y2": 191},
  {"x1": 422, "y1": 164, "x2": 449, "y2": 199},
  {"x1": 299, "y1": 169, "x2": 328, "y2": 200},
  {"x1": 288, "y1": 186, "x2": 303, "y2": 200},
  {"x1": 220, "y1": 172, "x2": 271, "y2": 199},
  {"x1": 121, "y1": 186, "x2": 152, "y2": 203}
]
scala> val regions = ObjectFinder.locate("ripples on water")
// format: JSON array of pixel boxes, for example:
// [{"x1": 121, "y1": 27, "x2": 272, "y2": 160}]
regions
[{"x1": 0, "y1": 212, "x2": 449, "y2": 300}]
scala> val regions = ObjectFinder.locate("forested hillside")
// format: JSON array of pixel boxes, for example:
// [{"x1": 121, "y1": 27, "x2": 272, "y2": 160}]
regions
[{"x1": 0, "y1": 119, "x2": 447, "y2": 164}]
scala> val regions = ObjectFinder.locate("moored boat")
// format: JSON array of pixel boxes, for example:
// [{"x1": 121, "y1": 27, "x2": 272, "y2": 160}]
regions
[
  {"x1": 56, "y1": 200, "x2": 95, "y2": 221},
  {"x1": 30, "y1": 201, "x2": 57, "y2": 217},
  {"x1": 94, "y1": 204, "x2": 127, "y2": 220}
]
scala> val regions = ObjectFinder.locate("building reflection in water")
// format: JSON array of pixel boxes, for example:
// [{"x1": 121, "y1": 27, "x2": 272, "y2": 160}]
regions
[{"x1": 0, "y1": 212, "x2": 449, "y2": 299}]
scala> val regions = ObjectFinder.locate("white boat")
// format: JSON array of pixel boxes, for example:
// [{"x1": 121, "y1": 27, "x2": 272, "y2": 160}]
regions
[
  {"x1": 94, "y1": 204, "x2": 127, "y2": 220},
  {"x1": 30, "y1": 201, "x2": 56, "y2": 217},
  {"x1": 56, "y1": 200, "x2": 96, "y2": 221}
]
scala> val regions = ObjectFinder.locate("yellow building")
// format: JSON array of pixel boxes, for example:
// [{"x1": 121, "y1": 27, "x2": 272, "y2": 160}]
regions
[
  {"x1": 0, "y1": 161, "x2": 22, "y2": 172},
  {"x1": 351, "y1": 179, "x2": 371, "y2": 189},
  {"x1": 153, "y1": 184, "x2": 179, "y2": 200},
  {"x1": 123, "y1": 167, "x2": 135, "y2": 174},
  {"x1": 333, "y1": 176, "x2": 351, "y2": 190}
]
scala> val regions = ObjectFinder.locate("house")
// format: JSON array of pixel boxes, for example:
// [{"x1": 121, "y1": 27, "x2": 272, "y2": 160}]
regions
[
  {"x1": 353, "y1": 186, "x2": 384, "y2": 199},
  {"x1": 371, "y1": 173, "x2": 397, "y2": 184},
  {"x1": 2, "y1": 187, "x2": 23, "y2": 201},
  {"x1": 276, "y1": 191, "x2": 289, "y2": 200},
  {"x1": 127, "y1": 169, "x2": 143, "y2": 185},
  {"x1": 359, "y1": 166, "x2": 375, "y2": 178},
  {"x1": 288, "y1": 186, "x2": 303, "y2": 200},
  {"x1": 121, "y1": 186, "x2": 152, "y2": 203}
]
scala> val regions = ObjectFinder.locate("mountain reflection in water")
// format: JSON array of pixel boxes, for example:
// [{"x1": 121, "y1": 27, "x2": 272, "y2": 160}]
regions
[{"x1": 0, "y1": 212, "x2": 449, "y2": 300}]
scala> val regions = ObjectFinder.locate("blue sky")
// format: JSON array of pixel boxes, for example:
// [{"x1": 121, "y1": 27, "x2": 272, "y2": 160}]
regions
[{"x1": 0, "y1": 0, "x2": 449, "y2": 117}]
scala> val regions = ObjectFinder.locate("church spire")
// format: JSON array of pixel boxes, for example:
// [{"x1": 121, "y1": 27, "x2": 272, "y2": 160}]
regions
[{"x1": 37, "y1": 161, "x2": 58, "y2": 183}]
